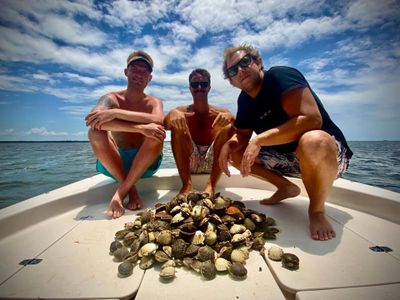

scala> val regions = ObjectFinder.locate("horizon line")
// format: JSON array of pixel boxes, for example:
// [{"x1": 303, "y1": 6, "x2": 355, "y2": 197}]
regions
[{"x1": 0, "y1": 139, "x2": 398, "y2": 143}]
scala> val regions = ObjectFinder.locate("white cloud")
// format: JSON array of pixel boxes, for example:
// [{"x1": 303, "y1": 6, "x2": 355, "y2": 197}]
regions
[
  {"x1": 233, "y1": 16, "x2": 347, "y2": 52},
  {"x1": 156, "y1": 21, "x2": 200, "y2": 42},
  {"x1": 61, "y1": 72, "x2": 100, "y2": 85},
  {"x1": 59, "y1": 106, "x2": 93, "y2": 117},
  {"x1": 0, "y1": 74, "x2": 38, "y2": 93},
  {"x1": 0, "y1": 128, "x2": 16, "y2": 135},
  {"x1": 103, "y1": 0, "x2": 171, "y2": 30},
  {"x1": 0, "y1": 0, "x2": 105, "y2": 46},
  {"x1": 38, "y1": 14, "x2": 107, "y2": 46},
  {"x1": 0, "y1": 0, "x2": 399, "y2": 141},
  {"x1": 26, "y1": 127, "x2": 68, "y2": 136},
  {"x1": 345, "y1": 0, "x2": 400, "y2": 28}
]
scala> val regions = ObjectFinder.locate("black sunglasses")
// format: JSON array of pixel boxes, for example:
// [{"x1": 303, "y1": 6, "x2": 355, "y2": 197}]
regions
[
  {"x1": 226, "y1": 54, "x2": 253, "y2": 78},
  {"x1": 190, "y1": 81, "x2": 209, "y2": 89}
]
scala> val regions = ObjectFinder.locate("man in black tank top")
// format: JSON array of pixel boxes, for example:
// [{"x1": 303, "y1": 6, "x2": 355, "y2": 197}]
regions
[{"x1": 219, "y1": 44, "x2": 353, "y2": 241}]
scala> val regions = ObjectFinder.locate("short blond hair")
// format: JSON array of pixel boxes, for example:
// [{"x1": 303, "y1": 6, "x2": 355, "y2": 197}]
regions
[{"x1": 222, "y1": 43, "x2": 263, "y2": 78}]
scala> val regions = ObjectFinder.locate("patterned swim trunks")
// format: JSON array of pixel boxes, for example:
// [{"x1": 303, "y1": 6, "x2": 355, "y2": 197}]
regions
[
  {"x1": 258, "y1": 139, "x2": 350, "y2": 178},
  {"x1": 190, "y1": 141, "x2": 214, "y2": 174}
]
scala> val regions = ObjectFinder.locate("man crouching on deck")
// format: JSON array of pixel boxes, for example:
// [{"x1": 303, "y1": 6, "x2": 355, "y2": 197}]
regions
[
  {"x1": 219, "y1": 44, "x2": 353, "y2": 240},
  {"x1": 85, "y1": 50, "x2": 165, "y2": 219}
]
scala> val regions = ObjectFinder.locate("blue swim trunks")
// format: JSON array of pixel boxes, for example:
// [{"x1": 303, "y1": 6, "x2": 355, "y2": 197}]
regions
[{"x1": 96, "y1": 148, "x2": 163, "y2": 180}]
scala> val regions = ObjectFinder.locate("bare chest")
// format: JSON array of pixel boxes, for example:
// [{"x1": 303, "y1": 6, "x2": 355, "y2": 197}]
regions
[{"x1": 187, "y1": 115, "x2": 216, "y2": 145}]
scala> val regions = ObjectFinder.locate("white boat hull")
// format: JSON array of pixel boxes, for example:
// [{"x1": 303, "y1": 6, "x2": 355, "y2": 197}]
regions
[{"x1": 0, "y1": 168, "x2": 399, "y2": 299}]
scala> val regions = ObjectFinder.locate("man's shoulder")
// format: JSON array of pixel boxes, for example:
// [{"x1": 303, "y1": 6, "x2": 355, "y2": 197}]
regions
[
  {"x1": 208, "y1": 104, "x2": 230, "y2": 113},
  {"x1": 102, "y1": 90, "x2": 124, "y2": 103},
  {"x1": 145, "y1": 93, "x2": 163, "y2": 105},
  {"x1": 266, "y1": 66, "x2": 303, "y2": 80}
]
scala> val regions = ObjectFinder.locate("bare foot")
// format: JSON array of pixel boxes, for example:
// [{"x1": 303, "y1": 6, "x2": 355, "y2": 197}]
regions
[
  {"x1": 125, "y1": 187, "x2": 144, "y2": 210},
  {"x1": 203, "y1": 184, "x2": 215, "y2": 196},
  {"x1": 260, "y1": 184, "x2": 301, "y2": 205},
  {"x1": 179, "y1": 184, "x2": 193, "y2": 196},
  {"x1": 107, "y1": 197, "x2": 125, "y2": 219},
  {"x1": 309, "y1": 212, "x2": 336, "y2": 240}
]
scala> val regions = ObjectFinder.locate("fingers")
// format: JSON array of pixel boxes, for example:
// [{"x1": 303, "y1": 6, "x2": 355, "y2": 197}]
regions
[
  {"x1": 212, "y1": 113, "x2": 231, "y2": 128},
  {"x1": 149, "y1": 125, "x2": 166, "y2": 142},
  {"x1": 211, "y1": 115, "x2": 220, "y2": 128},
  {"x1": 219, "y1": 150, "x2": 231, "y2": 177},
  {"x1": 85, "y1": 111, "x2": 104, "y2": 129},
  {"x1": 171, "y1": 116, "x2": 187, "y2": 131},
  {"x1": 240, "y1": 151, "x2": 253, "y2": 177}
]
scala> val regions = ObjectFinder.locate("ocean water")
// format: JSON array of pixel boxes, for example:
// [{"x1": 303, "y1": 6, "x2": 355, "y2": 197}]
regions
[{"x1": 0, "y1": 141, "x2": 399, "y2": 209}]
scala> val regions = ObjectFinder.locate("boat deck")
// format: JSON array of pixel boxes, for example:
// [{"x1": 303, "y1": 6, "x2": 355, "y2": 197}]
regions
[{"x1": 0, "y1": 169, "x2": 399, "y2": 299}]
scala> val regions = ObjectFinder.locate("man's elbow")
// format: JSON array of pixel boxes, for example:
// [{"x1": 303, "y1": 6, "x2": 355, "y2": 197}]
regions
[
  {"x1": 310, "y1": 115, "x2": 323, "y2": 130},
  {"x1": 153, "y1": 116, "x2": 164, "y2": 125}
]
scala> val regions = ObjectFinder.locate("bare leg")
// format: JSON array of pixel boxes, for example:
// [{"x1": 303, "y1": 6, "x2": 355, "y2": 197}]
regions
[
  {"x1": 171, "y1": 128, "x2": 194, "y2": 195},
  {"x1": 229, "y1": 148, "x2": 300, "y2": 204},
  {"x1": 296, "y1": 131, "x2": 338, "y2": 241},
  {"x1": 115, "y1": 137, "x2": 164, "y2": 213},
  {"x1": 88, "y1": 129, "x2": 125, "y2": 218},
  {"x1": 204, "y1": 125, "x2": 234, "y2": 195}
]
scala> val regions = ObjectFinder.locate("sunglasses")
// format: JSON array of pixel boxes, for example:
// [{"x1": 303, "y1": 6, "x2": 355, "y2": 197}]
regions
[
  {"x1": 226, "y1": 54, "x2": 253, "y2": 78},
  {"x1": 190, "y1": 81, "x2": 209, "y2": 89}
]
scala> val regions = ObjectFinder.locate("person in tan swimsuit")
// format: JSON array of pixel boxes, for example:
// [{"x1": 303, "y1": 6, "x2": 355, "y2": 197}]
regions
[{"x1": 165, "y1": 69, "x2": 234, "y2": 196}]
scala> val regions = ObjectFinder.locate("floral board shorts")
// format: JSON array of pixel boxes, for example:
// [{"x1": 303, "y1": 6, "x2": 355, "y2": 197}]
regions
[
  {"x1": 258, "y1": 139, "x2": 350, "y2": 178},
  {"x1": 190, "y1": 141, "x2": 214, "y2": 174}
]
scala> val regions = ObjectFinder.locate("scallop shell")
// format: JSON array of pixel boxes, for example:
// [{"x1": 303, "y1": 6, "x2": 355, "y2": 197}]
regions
[{"x1": 268, "y1": 246, "x2": 284, "y2": 261}]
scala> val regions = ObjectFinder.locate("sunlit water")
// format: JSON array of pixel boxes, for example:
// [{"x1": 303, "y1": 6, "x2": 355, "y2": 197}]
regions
[{"x1": 0, "y1": 141, "x2": 399, "y2": 209}]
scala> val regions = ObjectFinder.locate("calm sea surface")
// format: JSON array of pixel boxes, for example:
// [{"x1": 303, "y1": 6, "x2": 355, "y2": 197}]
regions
[{"x1": 0, "y1": 141, "x2": 399, "y2": 209}]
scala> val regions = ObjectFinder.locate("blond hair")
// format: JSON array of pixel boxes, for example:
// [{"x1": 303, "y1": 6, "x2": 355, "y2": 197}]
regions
[{"x1": 222, "y1": 43, "x2": 263, "y2": 78}]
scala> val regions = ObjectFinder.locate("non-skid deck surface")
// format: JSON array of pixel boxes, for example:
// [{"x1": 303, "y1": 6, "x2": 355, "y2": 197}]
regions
[
  {"x1": 1, "y1": 184, "x2": 400, "y2": 299},
  {"x1": 296, "y1": 284, "x2": 400, "y2": 300},
  {"x1": 223, "y1": 187, "x2": 400, "y2": 293},
  {"x1": 136, "y1": 251, "x2": 285, "y2": 300},
  {"x1": 0, "y1": 201, "x2": 145, "y2": 299}
]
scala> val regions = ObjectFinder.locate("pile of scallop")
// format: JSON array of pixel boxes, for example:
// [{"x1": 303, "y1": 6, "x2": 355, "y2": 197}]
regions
[{"x1": 109, "y1": 192, "x2": 298, "y2": 280}]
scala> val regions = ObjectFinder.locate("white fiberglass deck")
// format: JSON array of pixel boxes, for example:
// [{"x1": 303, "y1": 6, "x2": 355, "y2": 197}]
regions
[{"x1": 0, "y1": 169, "x2": 399, "y2": 299}]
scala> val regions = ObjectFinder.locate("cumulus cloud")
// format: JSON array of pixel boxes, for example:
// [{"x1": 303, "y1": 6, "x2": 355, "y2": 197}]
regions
[
  {"x1": 0, "y1": 0, "x2": 399, "y2": 140},
  {"x1": 26, "y1": 127, "x2": 68, "y2": 136}
]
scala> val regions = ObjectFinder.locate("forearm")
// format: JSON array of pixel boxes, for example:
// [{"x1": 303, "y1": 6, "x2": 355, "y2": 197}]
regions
[
  {"x1": 251, "y1": 115, "x2": 321, "y2": 146},
  {"x1": 97, "y1": 119, "x2": 145, "y2": 134},
  {"x1": 114, "y1": 109, "x2": 163, "y2": 125}
]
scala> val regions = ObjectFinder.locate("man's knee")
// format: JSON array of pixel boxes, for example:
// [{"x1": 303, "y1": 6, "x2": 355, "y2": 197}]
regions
[
  {"x1": 214, "y1": 124, "x2": 234, "y2": 143},
  {"x1": 171, "y1": 128, "x2": 192, "y2": 149},
  {"x1": 88, "y1": 128, "x2": 108, "y2": 148},
  {"x1": 143, "y1": 136, "x2": 164, "y2": 152},
  {"x1": 171, "y1": 127, "x2": 191, "y2": 140},
  {"x1": 297, "y1": 130, "x2": 336, "y2": 158}
]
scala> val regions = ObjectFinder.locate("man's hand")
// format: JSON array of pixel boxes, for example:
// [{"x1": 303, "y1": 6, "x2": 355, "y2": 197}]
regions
[
  {"x1": 240, "y1": 142, "x2": 261, "y2": 177},
  {"x1": 140, "y1": 123, "x2": 166, "y2": 142},
  {"x1": 85, "y1": 109, "x2": 115, "y2": 130},
  {"x1": 167, "y1": 109, "x2": 192, "y2": 131},
  {"x1": 218, "y1": 142, "x2": 232, "y2": 177},
  {"x1": 212, "y1": 112, "x2": 232, "y2": 128}
]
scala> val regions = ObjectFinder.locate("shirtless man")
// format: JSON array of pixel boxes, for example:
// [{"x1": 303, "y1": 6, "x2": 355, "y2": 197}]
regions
[
  {"x1": 219, "y1": 44, "x2": 352, "y2": 240},
  {"x1": 85, "y1": 50, "x2": 165, "y2": 219},
  {"x1": 165, "y1": 68, "x2": 234, "y2": 195}
]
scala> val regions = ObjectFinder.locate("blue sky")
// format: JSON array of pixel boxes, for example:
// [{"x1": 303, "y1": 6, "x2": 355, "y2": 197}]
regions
[{"x1": 0, "y1": 0, "x2": 399, "y2": 141}]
